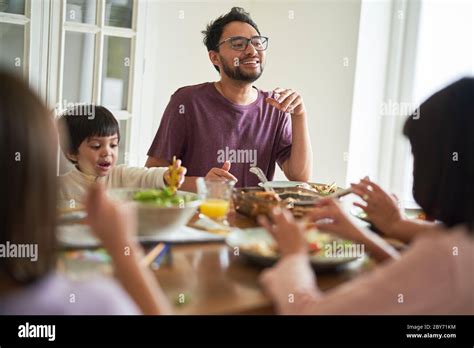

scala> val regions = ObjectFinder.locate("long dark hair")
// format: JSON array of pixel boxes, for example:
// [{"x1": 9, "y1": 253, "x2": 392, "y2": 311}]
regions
[
  {"x1": 403, "y1": 77, "x2": 474, "y2": 231},
  {"x1": 0, "y1": 72, "x2": 58, "y2": 284}
]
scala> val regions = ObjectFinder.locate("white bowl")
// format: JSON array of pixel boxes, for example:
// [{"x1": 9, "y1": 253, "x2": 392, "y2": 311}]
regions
[{"x1": 107, "y1": 188, "x2": 201, "y2": 237}]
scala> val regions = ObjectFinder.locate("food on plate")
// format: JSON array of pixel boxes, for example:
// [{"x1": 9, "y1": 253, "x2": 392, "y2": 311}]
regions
[
  {"x1": 254, "y1": 191, "x2": 281, "y2": 201},
  {"x1": 133, "y1": 188, "x2": 196, "y2": 207},
  {"x1": 240, "y1": 230, "x2": 353, "y2": 258},
  {"x1": 309, "y1": 182, "x2": 338, "y2": 196},
  {"x1": 232, "y1": 187, "x2": 322, "y2": 219},
  {"x1": 417, "y1": 212, "x2": 427, "y2": 220}
]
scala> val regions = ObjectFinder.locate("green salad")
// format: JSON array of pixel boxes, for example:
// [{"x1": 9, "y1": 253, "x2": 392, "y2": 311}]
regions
[{"x1": 133, "y1": 188, "x2": 196, "y2": 207}]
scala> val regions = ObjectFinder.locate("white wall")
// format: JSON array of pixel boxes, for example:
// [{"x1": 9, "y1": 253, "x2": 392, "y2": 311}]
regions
[{"x1": 138, "y1": 0, "x2": 362, "y2": 187}]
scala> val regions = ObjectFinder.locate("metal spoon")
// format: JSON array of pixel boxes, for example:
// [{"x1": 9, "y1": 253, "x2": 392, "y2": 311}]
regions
[{"x1": 249, "y1": 166, "x2": 282, "y2": 201}]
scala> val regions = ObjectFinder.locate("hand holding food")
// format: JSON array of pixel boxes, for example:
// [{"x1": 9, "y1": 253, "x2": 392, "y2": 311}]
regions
[
  {"x1": 307, "y1": 198, "x2": 364, "y2": 242},
  {"x1": 258, "y1": 207, "x2": 308, "y2": 257},
  {"x1": 351, "y1": 178, "x2": 403, "y2": 236},
  {"x1": 205, "y1": 160, "x2": 238, "y2": 182},
  {"x1": 164, "y1": 156, "x2": 187, "y2": 193},
  {"x1": 265, "y1": 87, "x2": 306, "y2": 116}
]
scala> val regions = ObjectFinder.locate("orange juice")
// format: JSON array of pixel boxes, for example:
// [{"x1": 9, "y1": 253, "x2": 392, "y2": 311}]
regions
[{"x1": 200, "y1": 199, "x2": 230, "y2": 219}]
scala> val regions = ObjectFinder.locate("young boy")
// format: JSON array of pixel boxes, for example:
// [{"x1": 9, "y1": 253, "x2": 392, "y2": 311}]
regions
[{"x1": 57, "y1": 105, "x2": 186, "y2": 205}]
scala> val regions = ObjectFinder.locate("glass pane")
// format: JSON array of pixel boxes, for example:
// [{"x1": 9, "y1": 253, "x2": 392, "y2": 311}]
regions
[
  {"x1": 62, "y1": 31, "x2": 95, "y2": 104},
  {"x1": 0, "y1": 0, "x2": 25, "y2": 15},
  {"x1": 66, "y1": 0, "x2": 96, "y2": 24},
  {"x1": 0, "y1": 23, "x2": 24, "y2": 77},
  {"x1": 105, "y1": 0, "x2": 133, "y2": 28},
  {"x1": 118, "y1": 119, "x2": 129, "y2": 165},
  {"x1": 101, "y1": 36, "x2": 130, "y2": 110}
]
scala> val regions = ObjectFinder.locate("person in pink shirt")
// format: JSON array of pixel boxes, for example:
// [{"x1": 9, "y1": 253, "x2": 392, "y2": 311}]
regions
[
  {"x1": 0, "y1": 71, "x2": 171, "y2": 315},
  {"x1": 258, "y1": 77, "x2": 474, "y2": 314}
]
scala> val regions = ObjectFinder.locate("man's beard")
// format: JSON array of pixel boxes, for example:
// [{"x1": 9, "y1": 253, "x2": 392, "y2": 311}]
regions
[{"x1": 221, "y1": 56, "x2": 264, "y2": 83}]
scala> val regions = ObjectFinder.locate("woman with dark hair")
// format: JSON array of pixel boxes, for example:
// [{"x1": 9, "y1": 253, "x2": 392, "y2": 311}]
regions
[
  {"x1": 0, "y1": 72, "x2": 171, "y2": 314},
  {"x1": 258, "y1": 78, "x2": 474, "y2": 314}
]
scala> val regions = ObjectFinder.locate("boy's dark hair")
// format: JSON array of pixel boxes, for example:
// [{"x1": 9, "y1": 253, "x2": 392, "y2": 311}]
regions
[
  {"x1": 202, "y1": 7, "x2": 260, "y2": 72},
  {"x1": 57, "y1": 105, "x2": 120, "y2": 163},
  {"x1": 403, "y1": 77, "x2": 474, "y2": 232}
]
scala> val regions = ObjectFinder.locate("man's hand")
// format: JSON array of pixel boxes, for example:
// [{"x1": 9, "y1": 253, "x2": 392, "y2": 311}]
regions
[
  {"x1": 265, "y1": 87, "x2": 306, "y2": 117},
  {"x1": 205, "y1": 161, "x2": 238, "y2": 182}
]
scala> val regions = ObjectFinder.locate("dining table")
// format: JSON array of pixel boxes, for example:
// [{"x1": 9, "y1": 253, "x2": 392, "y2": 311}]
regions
[{"x1": 58, "y1": 203, "x2": 388, "y2": 315}]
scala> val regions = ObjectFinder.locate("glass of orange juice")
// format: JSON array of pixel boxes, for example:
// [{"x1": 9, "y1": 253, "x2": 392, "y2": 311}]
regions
[{"x1": 198, "y1": 178, "x2": 236, "y2": 225}]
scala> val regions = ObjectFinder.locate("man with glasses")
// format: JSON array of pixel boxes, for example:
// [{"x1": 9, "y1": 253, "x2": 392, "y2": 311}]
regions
[{"x1": 146, "y1": 7, "x2": 312, "y2": 190}]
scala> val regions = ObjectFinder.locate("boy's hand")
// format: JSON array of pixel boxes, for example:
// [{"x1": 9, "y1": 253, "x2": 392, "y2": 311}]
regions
[
  {"x1": 164, "y1": 158, "x2": 187, "y2": 191},
  {"x1": 258, "y1": 208, "x2": 307, "y2": 257}
]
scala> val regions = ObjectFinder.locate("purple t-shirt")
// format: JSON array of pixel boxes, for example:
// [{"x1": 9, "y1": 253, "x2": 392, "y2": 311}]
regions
[{"x1": 147, "y1": 82, "x2": 292, "y2": 187}]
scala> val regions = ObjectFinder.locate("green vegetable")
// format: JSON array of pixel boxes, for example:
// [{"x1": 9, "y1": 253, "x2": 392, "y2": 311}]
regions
[{"x1": 133, "y1": 189, "x2": 196, "y2": 207}]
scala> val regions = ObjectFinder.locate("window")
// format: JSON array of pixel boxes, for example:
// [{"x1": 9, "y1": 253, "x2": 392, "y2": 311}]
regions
[
  {"x1": 0, "y1": 0, "x2": 29, "y2": 78},
  {"x1": 402, "y1": 0, "x2": 474, "y2": 204},
  {"x1": 57, "y1": 0, "x2": 137, "y2": 165}
]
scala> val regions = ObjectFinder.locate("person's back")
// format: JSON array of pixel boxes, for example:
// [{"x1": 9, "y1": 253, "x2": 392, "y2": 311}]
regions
[
  {"x1": 0, "y1": 273, "x2": 139, "y2": 315},
  {"x1": 260, "y1": 225, "x2": 474, "y2": 314},
  {"x1": 0, "y1": 71, "x2": 140, "y2": 315},
  {"x1": 258, "y1": 77, "x2": 474, "y2": 315}
]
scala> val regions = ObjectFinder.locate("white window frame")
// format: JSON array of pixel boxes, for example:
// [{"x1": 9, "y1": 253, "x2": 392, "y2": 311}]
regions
[
  {"x1": 0, "y1": 0, "x2": 51, "y2": 97},
  {"x1": 48, "y1": 0, "x2": 147, "y2": 169}
]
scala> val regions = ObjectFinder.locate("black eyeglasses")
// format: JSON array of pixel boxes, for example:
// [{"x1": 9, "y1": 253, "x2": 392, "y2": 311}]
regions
[{"x1": 216, "y1": 35, "x2": 269, "y2": 51}]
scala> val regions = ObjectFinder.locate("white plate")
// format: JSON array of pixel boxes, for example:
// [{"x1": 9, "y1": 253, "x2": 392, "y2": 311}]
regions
[
  {"x1": 257, "y1": 181, "x2": 305, "y2": 189},
  {"x1": 56, "y1": 224, "x2": 225, "y2": 249},
  {"x1": 351, "y1": 206, "x2": 425, "y2": 222},
  {"x1": 226, "y1": 227, "x2": 365, "y2": 271}
]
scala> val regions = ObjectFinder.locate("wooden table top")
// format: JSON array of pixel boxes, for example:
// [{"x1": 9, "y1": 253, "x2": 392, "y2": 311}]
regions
[
  {"x1": 58, "y1": 208, "x2": 379, "y2": 315},
  {"x1": 153, "y1": 211, "x2": 376, "y2": 315}
]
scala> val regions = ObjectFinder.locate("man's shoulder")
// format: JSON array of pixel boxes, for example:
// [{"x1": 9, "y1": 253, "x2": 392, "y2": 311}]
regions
[{"x1": 171, "y1": 82, "x2": 213, "y2": 100}]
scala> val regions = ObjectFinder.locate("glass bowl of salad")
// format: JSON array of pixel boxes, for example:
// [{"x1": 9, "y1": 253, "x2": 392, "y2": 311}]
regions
[{"x1": 108, "y1": 187, "x2": 201, "y2": 236}]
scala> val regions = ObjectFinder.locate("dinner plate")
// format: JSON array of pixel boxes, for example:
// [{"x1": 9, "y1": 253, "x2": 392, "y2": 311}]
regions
[
  {"x1": 351, "y1": 206, "x2": 426, "y2": 223},
  {"x1": 56, "y1": 224, "x2": 225, "y2": 249},
  {"x1": 226, "y1": 227, "x2": 366, "y2": 272},
  {"x1": 258, "y1": 181, "x2": 305, "y2": 188},
  {"x1": 257, "y1": 181, "x2": 342, "y2": 191}
]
